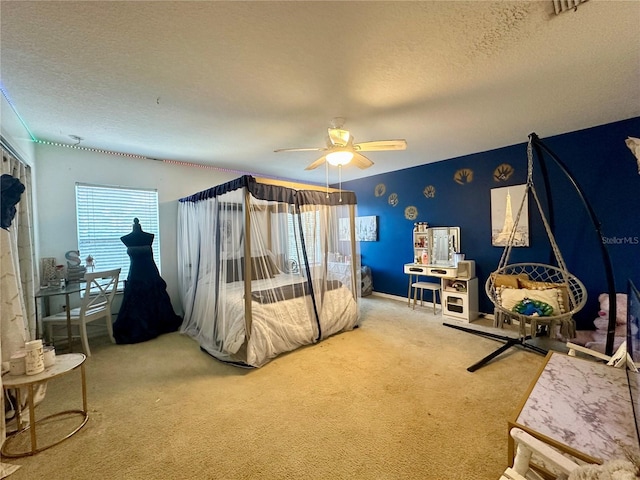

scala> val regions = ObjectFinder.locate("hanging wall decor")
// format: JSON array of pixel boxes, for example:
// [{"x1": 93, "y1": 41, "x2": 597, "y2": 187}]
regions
[
  {"x1": 491, "y1": 184, "x2": 529, "y2": 247},
  {"x1": 423, "y1": 185, "x2": 436, "y2": 198},
  {"x1": 339, "y1": 216, "x2": 378, "y2": 242},
  {"x1": 454, "y1": 168, "x2": 474, "y2": 185},
  {"x1": 626, "y1": 137, "x2": 640, "y2": 174},
  {"x1": 374, "y1": 183, "x2": 386, "y2": 197},
  {"x1": 404, "y1": 206, "x2": 418, "y2": 220},
  {"x1": 493, "y1": 163, "x2": 514, "y2": 182},
  {"x1": 388, "y1": 193, "x2": 398, "y2": 207},
  {"x1": 355, "y1": 216, "x2": 378, "y2": 241}
]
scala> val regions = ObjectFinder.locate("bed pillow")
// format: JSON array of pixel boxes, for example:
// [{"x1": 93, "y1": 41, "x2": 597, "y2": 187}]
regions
[
  {"x1": 264, "y1": 252, "x2": 280, "y2": 276},
  {"x1": 250, "y1": 256, "x2": 274, "y2": 281},
  {"x1": 518, "y1": 279, "x2": 570, "y2": 313},
  {"x1": 492, "y1": 273, "x2": 529, "y2": 289},
  {"x1": 225, "y1": 257, "x2": 275, "y2": 283},
  {"x1": 497, "y1": 286, "x2": 564, "y2": 316}
]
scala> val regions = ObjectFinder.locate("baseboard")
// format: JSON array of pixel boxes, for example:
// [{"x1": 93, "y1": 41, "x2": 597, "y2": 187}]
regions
[
  {"x1": 369, "y1": 291, "x2": 494, "y2": 320},
  {"x1": 369, "y1": 291, "x2": 408, "y2": 303}
]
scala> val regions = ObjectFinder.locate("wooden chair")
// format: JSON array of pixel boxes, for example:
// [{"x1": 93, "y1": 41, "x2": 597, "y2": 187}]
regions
[
  {"x1": 501, "y1": 427, "x2": 580, "y2": 480},
  {"x1": 42, "y1": 268, "x2": 121, "y2": 356}
]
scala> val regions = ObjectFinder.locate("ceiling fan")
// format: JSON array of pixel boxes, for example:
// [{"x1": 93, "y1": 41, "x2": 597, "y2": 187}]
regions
[{"x1": 274, "y1": 118, "x2": 407, "y2": 170}]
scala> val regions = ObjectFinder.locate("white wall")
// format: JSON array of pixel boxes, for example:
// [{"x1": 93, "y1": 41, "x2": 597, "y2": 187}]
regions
[
  {"x1": 1, "y1": 94, "x2": 36, "y2": 166},
  {"x1": 1, "y1": 93, "x2": 41, "y2": 258},
  {"x1": 34, "y1": 143, "x2": 238, "y2": 314}
]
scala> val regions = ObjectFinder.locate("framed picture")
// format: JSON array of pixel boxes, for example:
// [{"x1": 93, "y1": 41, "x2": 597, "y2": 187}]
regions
[
  {"x1": 491, "y1": 184, "x2": 529, "y2": 247},
  {"x1": 340, "y1": 216, "x2": 378, "y2": 242}
]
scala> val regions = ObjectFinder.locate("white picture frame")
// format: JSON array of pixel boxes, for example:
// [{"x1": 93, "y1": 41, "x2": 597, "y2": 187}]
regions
[
  {"x1": 491, "y1": 184, "x2": 529, "y2": 247},
  {"x1": 340, "y1": 216, "x2": 378, "y2": 242}
]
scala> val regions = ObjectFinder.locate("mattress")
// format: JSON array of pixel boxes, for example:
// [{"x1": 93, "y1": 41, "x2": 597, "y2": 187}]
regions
[{"x1": 186, "y1": 272, "x2": 358, "y2": 367}]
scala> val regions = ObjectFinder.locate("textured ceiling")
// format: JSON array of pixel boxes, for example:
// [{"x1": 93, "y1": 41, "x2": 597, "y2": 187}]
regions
[{"x1": 1, "y1": 1, "x2": 639, "y2": 183}]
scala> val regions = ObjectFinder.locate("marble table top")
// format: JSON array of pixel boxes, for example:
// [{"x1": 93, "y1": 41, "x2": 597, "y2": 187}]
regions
[
  {"x1": 2, "y1": 353, "x2": 86, "y2": 388},
  {"x1": 514, "y1": 352, "x2": 639, "y2": 462}
]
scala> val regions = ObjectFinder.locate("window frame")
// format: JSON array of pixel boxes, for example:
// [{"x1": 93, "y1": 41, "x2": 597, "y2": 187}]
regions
[{"x1": 75, "y1": 182, "x2": 160, "y2": 279}]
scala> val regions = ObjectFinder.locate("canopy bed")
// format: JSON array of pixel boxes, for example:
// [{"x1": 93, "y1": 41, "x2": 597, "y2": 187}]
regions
[{"x1": 177, "y1": 176, "x2": 360, "y2": 368}]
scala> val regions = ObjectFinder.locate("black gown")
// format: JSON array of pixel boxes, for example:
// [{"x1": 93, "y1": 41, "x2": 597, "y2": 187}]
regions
[{"x1": 113, "y1": 230, "x2": 182, "y2": 344}]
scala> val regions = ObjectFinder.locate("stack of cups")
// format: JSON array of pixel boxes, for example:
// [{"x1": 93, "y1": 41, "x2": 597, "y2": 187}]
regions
[
  {"x1": 43, "y1": 345, "x2": 56, "y2": 368},
  {"x1": 25, "y1": 339, "x2": 45, "y2": 375},
  {"x1": 9, "y1": 350, "x2": 26, "y2": 376}
]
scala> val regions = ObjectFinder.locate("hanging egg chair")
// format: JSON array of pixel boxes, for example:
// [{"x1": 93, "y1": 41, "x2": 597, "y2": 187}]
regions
[{"x1": 485, "y1": 138, "x2": 587, "y2": 340}]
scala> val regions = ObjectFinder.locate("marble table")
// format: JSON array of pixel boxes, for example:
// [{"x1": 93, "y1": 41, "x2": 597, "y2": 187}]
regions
[
  {"x1": 508, "y1": 351, "x2": 639, "y2": 466},
  {"x1": 2, "y1": 353, "x2": 88, "y2": 457}
]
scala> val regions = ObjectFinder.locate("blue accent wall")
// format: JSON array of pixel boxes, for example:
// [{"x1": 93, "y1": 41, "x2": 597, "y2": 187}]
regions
[{"x1": 341, "y1": 118, "x2": 640, "y2": 328}]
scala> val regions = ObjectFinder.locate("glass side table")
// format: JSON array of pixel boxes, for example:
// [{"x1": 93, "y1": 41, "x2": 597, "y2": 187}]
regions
[
  {"x1": 34, "y1": 282, "x2": 86, "y2": 351},
  {"x1": 1, "y1": 353, "x2": 88, "y2": 457}
]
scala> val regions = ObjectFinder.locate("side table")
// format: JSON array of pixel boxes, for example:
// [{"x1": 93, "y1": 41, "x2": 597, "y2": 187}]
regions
[
  {"x1": 35, "y1": 282, "x2": 86, "y2": 351},
  {"x1": 1, "y1": 353, "x2": 88, "y2": 457}
]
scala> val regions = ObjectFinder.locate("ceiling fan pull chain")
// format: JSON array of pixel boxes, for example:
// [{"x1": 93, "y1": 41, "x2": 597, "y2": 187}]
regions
[
  {"x1": 325, "y1": 160, "x2": 329, "y2": 198},
  {"x1": 339, "y1": 164, "x2": 343, "y2": 203}
]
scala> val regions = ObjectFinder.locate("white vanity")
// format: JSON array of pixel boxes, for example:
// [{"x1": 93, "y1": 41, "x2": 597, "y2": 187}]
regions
[{"x1": 404, "y1": 226, "x2": 478, "y2": 322}]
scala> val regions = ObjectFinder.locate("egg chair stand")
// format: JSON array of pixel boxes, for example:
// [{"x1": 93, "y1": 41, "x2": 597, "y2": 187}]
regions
[
  {"x1": 444, "y1": 133, "x2": 616, "y2": 372},
  {"x1": 445, "y1": 322, "x2": 547, "y2": 372}
]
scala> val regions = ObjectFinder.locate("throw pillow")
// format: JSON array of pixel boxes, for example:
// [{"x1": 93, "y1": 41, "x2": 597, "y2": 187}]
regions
[
  {"x1": 518, "y1": 279, "x2": 569, "y2": 313},
  {"x1": 492, "y1": 273, "x2": 529, "y2": 289},
  {"x1": 498, "y1": 286, "x2": 564, "y2": 316}
]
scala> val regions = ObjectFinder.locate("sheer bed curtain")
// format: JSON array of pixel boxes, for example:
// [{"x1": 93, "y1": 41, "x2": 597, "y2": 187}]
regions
[{"x1": 177, "y1": 176, "x2": 360, "y2": 367}]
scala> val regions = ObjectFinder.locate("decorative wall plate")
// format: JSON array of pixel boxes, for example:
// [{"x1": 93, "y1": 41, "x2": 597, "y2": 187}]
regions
[
  {"x1": 423, "y1": 185, "x2": 436, "y2": 198},
  {"x1": 374, "y1": 183, "x2": 386, "y2": 197},
  {"x1": 404, "y1": 206, "x2": 418, "y2": 220},
  {"x1": 454, "y1": 168, "x2": 474, "y2": 185},
  {"x1": 493, "y1": 163, "x2": 514, "y2": 182},
  {"x1": 388, "y1": 193, "x2": 398, "y2": 207}
]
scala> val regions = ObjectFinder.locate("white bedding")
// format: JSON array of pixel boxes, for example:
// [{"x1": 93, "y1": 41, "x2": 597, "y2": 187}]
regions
[{"x1": 187, "y1": 272, "x2": 358, "y2": 367}]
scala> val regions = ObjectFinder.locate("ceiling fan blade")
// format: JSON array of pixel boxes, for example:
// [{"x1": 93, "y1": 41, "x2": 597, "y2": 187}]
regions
[
  {"x1": 350, "y1": 152, "x2": 374, "y2": 169},
  {"x1": 274, "y1": 147, "x2": 326, "y2": 153},
  {"x1": 305, "y1": 155, "x2": 327, "y2": 170},
  {"x1": 354, "y1": 139, "x2": 407, "y2": 152}
]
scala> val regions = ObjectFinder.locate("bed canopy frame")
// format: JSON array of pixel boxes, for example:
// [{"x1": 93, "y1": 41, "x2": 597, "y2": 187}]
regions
[
  {"x1": 177, "y1": 175, "x2": 361, "y2": 367},
  {"x1": 446, "y1": 133, "x2": 617, "y2": 372}
]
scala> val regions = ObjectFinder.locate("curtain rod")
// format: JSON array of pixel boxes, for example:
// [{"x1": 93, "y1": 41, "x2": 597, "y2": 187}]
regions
[{"x1": 0, "y1": 135, "x2": 28, "y2": 166}]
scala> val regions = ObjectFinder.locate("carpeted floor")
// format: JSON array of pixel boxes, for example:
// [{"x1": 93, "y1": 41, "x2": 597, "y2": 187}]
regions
[{"x1": 3, "y1": 295, "x2": 556, "y2": 479}]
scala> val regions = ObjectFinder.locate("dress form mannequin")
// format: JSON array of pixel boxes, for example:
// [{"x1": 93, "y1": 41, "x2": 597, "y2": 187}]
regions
[
  {"x1": 113, "y1": 218, "x2": 182, "y2": 344},
  {"x1": 120, "y1": 218, "x2": 154, "y2": 247}
]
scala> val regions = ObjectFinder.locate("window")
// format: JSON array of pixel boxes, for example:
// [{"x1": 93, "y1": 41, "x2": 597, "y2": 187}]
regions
[
  {"x1": 287, "y1": 210, "x2": 321, "y2": 268},
  {"x1": 75, "y1": 183, "x2": 159, "y2": 279}
]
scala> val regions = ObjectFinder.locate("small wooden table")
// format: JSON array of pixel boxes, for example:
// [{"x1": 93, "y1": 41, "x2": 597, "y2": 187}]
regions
[{"x1": 1, "y1": 353, "x2": 88, "y2": 457}]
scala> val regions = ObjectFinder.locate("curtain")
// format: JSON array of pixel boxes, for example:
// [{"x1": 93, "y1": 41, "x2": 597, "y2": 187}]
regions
[
  {"x1": 1, "y1": 146, "x2": 37, "y2": 454},
  {"x1": 177, "y1": 176, "x2": 360, "y2": 367},
  {"x1": 1, "y1": 148, "x2": 37, "y2": 339}
]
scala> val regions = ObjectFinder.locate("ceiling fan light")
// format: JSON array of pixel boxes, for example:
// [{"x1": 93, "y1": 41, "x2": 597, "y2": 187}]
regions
[{"x1": 326, "y1": 150, "x2": 353, "y2": 166}]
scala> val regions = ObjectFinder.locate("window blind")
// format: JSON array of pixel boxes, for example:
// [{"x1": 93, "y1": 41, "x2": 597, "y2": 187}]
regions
[
  {"x1": 75, "y1": 183, "x2": 160, "y2": 279},
  {"x1": 287, "y1": 210, "x2": 321, "y2": 267}
]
